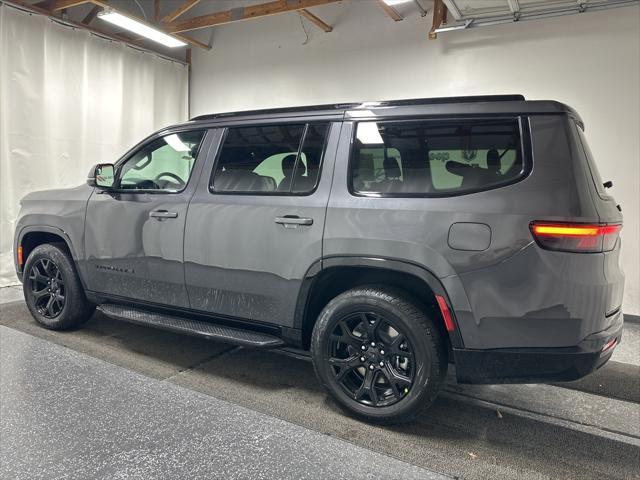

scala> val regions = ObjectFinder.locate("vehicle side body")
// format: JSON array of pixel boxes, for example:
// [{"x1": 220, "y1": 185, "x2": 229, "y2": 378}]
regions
[{"x1": 14, "y1": 96, "x2": 624, "y2": 386}]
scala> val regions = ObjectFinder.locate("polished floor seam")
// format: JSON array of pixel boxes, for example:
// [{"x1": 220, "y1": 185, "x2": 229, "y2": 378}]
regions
[{"x1": 441, "y1": 390, "x2": 640, "y2": 445}]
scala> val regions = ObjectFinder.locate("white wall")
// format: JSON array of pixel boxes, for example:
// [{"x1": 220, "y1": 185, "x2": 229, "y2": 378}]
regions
[
  {"x1": 0, "y1": 4, "x2": 189, "y2": 286},
  {"x1": 190, "y1": 2, "x2": 640, "y2": 315}
]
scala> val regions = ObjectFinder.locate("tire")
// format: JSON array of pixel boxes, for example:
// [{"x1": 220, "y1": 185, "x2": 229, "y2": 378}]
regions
[
  {"x1": 23, "y1": 243, "x2": 95, "y2": 330},
  {"x1": 311, "y1": 286, "x2": 447, "y2": 424}
]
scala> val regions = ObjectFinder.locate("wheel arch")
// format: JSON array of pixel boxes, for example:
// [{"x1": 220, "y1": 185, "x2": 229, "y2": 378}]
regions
[
  {"x1": 17, "y1": 227, "x2": 78, "y2": 281},
  {"x1": 295, "y1": 256, "x2": 464, "y2": 350}
]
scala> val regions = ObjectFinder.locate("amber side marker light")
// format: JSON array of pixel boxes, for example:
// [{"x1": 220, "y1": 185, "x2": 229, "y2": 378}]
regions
[
  {"x1": 17, "y1": 246, "x2": 23, "y2": 266},
  {"x1": 530, "y1": 222, "x2": 621, "y2": 253}
]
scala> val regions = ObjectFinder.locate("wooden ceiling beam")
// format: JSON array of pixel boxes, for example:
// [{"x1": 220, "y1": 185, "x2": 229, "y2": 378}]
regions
[
  {"x1": 166, "y1": 0, "x2": 341, "y2": 34},
  {"x1": 154, "y1": 0, "x2": 161, "y2": 22},
  {"x1": 81, "y1": 4, "x2": 102, "y2": 24},
  {"x1": 429, "y1": 0, "x2": 448, "y2": 39},
  {"x1": 299, "y1": 8, "x2": 332, "y2": 32},
  {"x1": 161, "y1": 0, "x2": 201, "y2": 24},
  {"x1": 174, "y1": 33, "x2": 211, "y2": 50},
  {"x1": 50, "y1": 0, "x2": 91, "y2": 11},
  {"x1": 377, "y1": 0, "x2": 403, "y2": 21}
]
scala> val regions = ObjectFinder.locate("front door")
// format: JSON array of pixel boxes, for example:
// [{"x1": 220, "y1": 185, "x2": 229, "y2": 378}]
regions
[
  {"x1": 84, "y1": 129, "x2": 209, "y2": 307},
  {"x1": 184, "y1": 121, "x2": 339, "y2": 326}
]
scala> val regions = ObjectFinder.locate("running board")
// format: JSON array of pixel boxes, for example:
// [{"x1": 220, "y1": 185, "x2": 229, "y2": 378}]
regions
[{"x1": 97, "y1": 304, "x2": 285, "y2": 349}]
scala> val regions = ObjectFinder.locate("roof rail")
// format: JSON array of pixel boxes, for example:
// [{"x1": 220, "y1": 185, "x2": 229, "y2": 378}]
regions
[{"x1": 190, "y1": 95, "x2": 526, "y2": 121}]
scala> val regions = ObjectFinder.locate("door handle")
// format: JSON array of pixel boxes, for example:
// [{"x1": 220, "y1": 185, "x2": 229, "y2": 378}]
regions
[
  {"x1": 275, "y1": 216, "x2": 313, "y2": 226},
  {"x1": 149, "y1": 210, "x2": 178, "y2": 219}
]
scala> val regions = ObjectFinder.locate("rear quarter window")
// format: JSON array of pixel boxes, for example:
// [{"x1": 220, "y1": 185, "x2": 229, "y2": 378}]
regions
[
  {"x1": 574, "y1": 124, "x2": 610, "y2": 200},
  {"x1": 350, "y1": 119, "x2": 526, "y2": 196}
]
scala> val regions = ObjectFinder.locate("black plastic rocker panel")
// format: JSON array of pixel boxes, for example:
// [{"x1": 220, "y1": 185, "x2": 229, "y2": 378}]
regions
[{"x1": 97, "y1": 304, "x2": 285, "y2": 348}]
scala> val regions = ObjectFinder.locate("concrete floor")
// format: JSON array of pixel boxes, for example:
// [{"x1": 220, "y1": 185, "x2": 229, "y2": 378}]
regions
[
  {"x1": 0, "y1": 325, "x2": 443, "y2": 480},
  {"x1": 1, "y1": 290, "x2": 639, "y2": 479}
]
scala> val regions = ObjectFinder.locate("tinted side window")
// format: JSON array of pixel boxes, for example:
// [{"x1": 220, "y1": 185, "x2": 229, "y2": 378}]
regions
[
  {"x1": 118, "y1": 130, "x2": 205, "y2": 192},
  {"x1": 350, "y1": 120, "x2": 524, "y2": 196},
  {"x1": 211, "y1": 123, "x2": 329, "y2": 194}
]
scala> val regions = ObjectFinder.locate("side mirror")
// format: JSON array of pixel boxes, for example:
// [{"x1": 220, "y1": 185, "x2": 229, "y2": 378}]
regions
[{"x1": 87, "y1": 163, "x2": 115, "y2": 189}]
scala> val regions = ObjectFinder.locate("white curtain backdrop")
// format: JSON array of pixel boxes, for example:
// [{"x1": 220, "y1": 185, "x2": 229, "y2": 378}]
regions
[{"x1": 0, "y1": 3, "x2": 189, "y2": 287}]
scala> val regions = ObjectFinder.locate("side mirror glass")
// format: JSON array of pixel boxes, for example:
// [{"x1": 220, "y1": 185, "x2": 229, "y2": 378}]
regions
[{"x1": 93, "y1": 163, "x2": 115, "y2": 189}]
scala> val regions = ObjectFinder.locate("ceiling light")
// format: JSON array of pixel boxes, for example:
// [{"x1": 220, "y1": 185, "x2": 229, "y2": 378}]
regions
[
  {"x1": 98, "y1": 10, "x2": 186, "y2": 48},
  {"x1": 357, "y1": 123, "x2": 384, "y2": 145},
  {"x1": 164, "y1": 134, "x2": 190, "y2": 152},
  {"x1": 383, "y1": 0, "x2": 413, "y2": 5}
]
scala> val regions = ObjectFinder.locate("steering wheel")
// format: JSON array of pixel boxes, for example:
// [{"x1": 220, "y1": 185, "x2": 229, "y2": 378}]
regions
[{"x1": 154, "y1": 172, "x2": 186, "y2": 189}]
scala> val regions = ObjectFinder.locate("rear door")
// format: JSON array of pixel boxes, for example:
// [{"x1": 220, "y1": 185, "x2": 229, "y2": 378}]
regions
[{"x1": 184, "y1": 121, "x2": 339, "y2": 326}]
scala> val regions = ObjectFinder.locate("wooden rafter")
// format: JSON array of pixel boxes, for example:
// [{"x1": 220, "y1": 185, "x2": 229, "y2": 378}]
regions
[
  {"x1": 50, "y1": 0, "x2": 91, "y2": 11},
  {"x1": 166, "y1": 0, "x2": 341, "y2": 34},
  {"x1": 429, "y1": 0, "x2": 448, "y2": 39},
  {"x1": 377, "y1": 0, "x2": 403, "y2": 21},
  {"x1": 154, "y1": 0, "x2": 161, "y2": 22},
  {"x1": 81, "y1": 4, "x2": 102, "y2": 24},
  {"x1": 161, "y1": 0, "x2": 201, "y2": 24},
  {"x1": 299, "y1": 9, "x2": 332, "y2": 32},
  {"x1": 174, "y1": 33, "x2": 211, "y2": 50}
]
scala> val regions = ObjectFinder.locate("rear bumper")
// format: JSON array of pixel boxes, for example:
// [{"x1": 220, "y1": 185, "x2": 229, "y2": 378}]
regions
[{"x1": 453, "y1": 310, "x2": 623, "y2": 384}]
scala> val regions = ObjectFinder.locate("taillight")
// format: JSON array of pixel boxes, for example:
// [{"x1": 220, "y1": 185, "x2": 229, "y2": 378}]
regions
[
  {"x1": 601, "y1": 337, "x2": 618, "y2": 356},
  {"x1": 530, "y1": 222, "x2": 621, "y2": 253}
]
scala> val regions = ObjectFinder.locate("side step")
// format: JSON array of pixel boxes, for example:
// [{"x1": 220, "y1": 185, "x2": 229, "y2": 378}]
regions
[{"x1": 97, "y1": 304, "x2": 285, "y2": 349}]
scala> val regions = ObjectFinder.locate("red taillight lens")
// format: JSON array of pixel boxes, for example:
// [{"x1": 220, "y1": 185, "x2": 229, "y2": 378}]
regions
[
  {"x1": 530, "y1": 222, "x2": 621, "y2": 253},
  {"x1": 601, "y1": 337, "x2": 618, "y2": 356}
]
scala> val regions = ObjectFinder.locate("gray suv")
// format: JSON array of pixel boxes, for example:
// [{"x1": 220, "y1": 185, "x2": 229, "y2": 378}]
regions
[{"x1": 14, "y1": 95, "x2": 624, "y2": 423}]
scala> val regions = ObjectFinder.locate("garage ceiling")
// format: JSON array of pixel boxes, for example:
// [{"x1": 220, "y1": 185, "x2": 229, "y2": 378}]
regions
[{"x1": 7, "y1": 0, "x2": 640, "y2": 59}]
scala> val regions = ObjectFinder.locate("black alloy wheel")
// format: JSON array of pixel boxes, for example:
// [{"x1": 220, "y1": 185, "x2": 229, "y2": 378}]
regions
[
  {"x1": 328, "y1": 311, "x2": 415, "y2": 407},
  {"x1": 28, "y1": 258, "x2": 66, "y2": 318},
  {"x1": 312, "y1": 287, "x2": 447, "y2": 424},
  {"x1": 22, "y1": 243, "x2": 94, "y2": 330}
]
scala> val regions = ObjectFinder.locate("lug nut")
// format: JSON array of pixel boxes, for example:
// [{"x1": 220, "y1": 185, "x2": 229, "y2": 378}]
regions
[
  {"x1": 380, "y1": 350, "x2": 385, "y2": 355},
  {"x1": 369, "y1": 364, "x2": 375, "y2": 370},
  {"x1": 361, "y1": 345, "x2": 366, "y2": 351},
  {"x1": 370, "y1": 342, "x2": 376, "y2": 347},
  {"x1": 379, "y1": 361, "x2": 384, "y2": 367},
  {"x1": 360, "y1": 357, "x2": 365, "y2": 362}
]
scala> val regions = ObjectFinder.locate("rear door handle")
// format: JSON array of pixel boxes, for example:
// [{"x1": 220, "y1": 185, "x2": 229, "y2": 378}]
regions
[
  {"x1": 275, "y1": 216, "x2": 313, "y2": 226},
  {"x1": 149, "y1": 210, "x2": 178, "y2": 219}
]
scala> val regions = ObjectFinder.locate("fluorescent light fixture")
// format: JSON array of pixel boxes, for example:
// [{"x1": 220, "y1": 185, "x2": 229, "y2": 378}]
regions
[
  {"x1": 98, "y1": 10, "x2": 187, "y2": 48},
  {"x1": 165, "y1": 134, "x2": 190, "y2": 152},
  {"x1": 383, "y1": 0, "x2": 413, "y2": 5},
  {"x1": 357, "y1": 123, "x2": 384, "y2": 145}
]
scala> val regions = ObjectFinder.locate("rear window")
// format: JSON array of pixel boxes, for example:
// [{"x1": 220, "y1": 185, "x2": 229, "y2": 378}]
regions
[{"x1": 350, "y1": 119, "x2": 525, "y2": 196}]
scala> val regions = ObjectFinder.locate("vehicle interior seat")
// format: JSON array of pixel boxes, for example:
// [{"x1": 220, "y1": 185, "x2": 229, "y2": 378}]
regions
[
  {"x1": 376, "y1": 156, "x2": 403, "y2": 192},
  {"x1": 353, "y1": 153, "x2": 375, "y2": 191},
  {"x1": 278, "y1": 153, "x2": 305, "y2": 192},
  {"x1": 486, "y1": 149, "x2": 501, "y2": 176}
]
